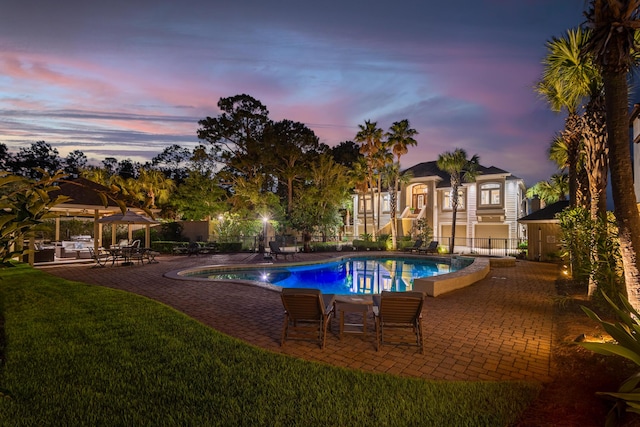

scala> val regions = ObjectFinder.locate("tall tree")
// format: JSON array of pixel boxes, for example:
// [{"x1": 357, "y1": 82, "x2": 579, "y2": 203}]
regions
[
  {"x1": 584, "y1": 0, "x2": 640, "y2": 310},
  {"x1": 10, "y1": 141, "x2": 63, "y2": 178},
  {"x1": 197, "y1": 94, "x2": 271, "y2": 186},
  {"x1": 264, "y1": 119, "x2": 320, "y2": 214},
  {"x1": 151, "y1": 144, "x2": 192, "y2": 182},
  {"x1": 330, "y1": 140, "x2": 363, "y2": 168},
  {"x1": 386, "y1": 119, "x2": 418, "y2": 249},
  {"x1": 380, "y1": 163, "x2": 412, "y2": 250},
  {"x1": 0, "y1": 143, "x2": 11, "y2": 171},
  {"x1": 64, "y1": 150, "x2": 87, "y2": 177},
  {"x1": 290, "y1": 154, "x2": 353, "y2": 249},
  {"x1": 373, "y1": 144, "x2": 393, "y2": 233},
  {"x1": 537, "y1": 28, "x2": 595, "y2": 208},
  {"x1": 437, "y1": 148, "x2": 479, "y2": 254},
  {"x1": 350, "y1": 158, "x2": 370, "y2": 237},
  {"x1": 136, "y1": 168, "x2": 176, "y2": 209},
  {"x1": 526, "y1": 173, "x2": 569, "y2": 204},
  {"x1": 354, "y1": 120, "x2": 384, "y2": 240},
  {"x1": 170, "y1": 170, "x2": 226, "y2": 220}
]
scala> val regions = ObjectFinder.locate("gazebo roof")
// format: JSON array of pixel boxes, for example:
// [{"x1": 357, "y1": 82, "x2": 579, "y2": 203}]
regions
[{"x1": 48, "y1": 177, "x2": 136, "y2": 216}]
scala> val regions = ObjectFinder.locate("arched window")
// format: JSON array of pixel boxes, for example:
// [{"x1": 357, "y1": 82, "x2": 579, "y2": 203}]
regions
[{"x1": 412, "y1": 185, "x2": 428, "y2": 210}]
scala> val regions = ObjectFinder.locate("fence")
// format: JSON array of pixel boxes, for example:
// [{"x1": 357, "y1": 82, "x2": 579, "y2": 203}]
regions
[{"x1": 433, "y1": 237, "x2": 526, "y2": 257}]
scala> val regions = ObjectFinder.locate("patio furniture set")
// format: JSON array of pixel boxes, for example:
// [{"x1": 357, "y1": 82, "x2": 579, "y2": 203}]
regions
[
  {"x1": 89, "y1": 240, "x2": 159, "y2": 267},
  {"x1": 280, "y1": 288, "x2": 425, "y2": 353}
]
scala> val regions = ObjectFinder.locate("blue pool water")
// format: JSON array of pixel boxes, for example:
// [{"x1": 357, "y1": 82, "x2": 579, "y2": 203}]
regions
[{"x1": 188, "y1": 256, "x2": 472, "y2": 295}]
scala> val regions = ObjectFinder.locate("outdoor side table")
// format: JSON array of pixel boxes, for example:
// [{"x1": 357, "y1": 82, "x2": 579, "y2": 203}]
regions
[{"x1": 334, "y1": 298, "x2": 373, "y2": 339}]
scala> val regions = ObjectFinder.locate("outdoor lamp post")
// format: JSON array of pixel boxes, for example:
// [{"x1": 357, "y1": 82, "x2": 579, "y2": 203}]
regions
[{"x1": 262, "y1": 217, "x2": 268, "y2": 254}]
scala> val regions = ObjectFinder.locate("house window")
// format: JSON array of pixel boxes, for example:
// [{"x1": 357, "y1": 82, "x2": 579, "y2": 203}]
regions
[
  {"x1": 443, "y1": 190, "x2": 465, "y2": 210},
  {"x1": 480, "y1": 183, "x2": 502, "y2": 206},
  {"x1": 382, "y1": 194, "x2": 390, "y2": 212},
  {"x1": 359, "y1": 197, "x2": 372, "y2": 212}
]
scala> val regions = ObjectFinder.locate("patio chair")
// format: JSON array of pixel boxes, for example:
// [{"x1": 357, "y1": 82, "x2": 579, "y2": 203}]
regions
[
  {"x1": 127, "y1": 247, "x2": 146, "y2": 264},
  {"x1": 269, "y1": 241, "x2": 295, "y2": 260},
  {"x1": 88, "y1": 247, "x2": 112, "y2": 268},
  {"x1": 418, "y1": 240, "x2": 438, "y2": 254},
  {"x1": 187, "y1": 242, "x2": 200, "y2": 256},
  {"x1": 403, "y1": 238, "x2": 423, "y2": 253},
  {"x1": 280, "y1": 288, "x2": 335, "y2": 349},
  {"x1": 116, "y1": 239, "x2": 130, "y2": 248},
  {"x1": 373, "y1": 291, "x2": 425, "y2": 354}
]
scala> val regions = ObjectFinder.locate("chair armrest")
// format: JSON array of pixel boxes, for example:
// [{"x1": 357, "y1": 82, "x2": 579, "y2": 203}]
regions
[
  {"x1": 372, "y1": 294, "x2": 381, "y2": 308},
  {"x1": 322, "y1": 294, "x2": 336, "y2": 314}
]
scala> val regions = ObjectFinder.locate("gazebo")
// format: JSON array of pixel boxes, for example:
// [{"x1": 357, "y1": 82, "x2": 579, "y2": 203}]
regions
[{"x1": 47, "y1": 177, "x2": 158, "y2": 251}]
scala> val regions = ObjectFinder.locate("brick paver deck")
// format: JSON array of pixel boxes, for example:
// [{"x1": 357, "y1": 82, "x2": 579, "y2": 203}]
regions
[{"x1": 41, "y1": 252, "x2": 558, "y2": 382}]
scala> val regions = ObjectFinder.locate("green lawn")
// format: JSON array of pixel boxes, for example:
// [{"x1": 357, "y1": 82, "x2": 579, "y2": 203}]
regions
[{"x1": 0, "y1": 264, "x2": 540, "y2": 426}]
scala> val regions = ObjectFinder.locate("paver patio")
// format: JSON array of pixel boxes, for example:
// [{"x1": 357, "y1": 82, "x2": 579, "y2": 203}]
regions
[{"x1": 40, "y1": 252, "x2": 559, "y2": 382}]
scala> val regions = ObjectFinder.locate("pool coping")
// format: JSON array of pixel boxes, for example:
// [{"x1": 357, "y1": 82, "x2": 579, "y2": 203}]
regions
[
  {"x1": 412, "y1": 256, "x2": 491, "y2": 297},
  {"x1": 164, "y1": 254, "x2": 498, "y2": 297}
]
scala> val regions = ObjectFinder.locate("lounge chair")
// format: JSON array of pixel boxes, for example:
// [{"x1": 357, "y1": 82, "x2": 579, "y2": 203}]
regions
[
  {"x1": 269, "y1": 241, "x2": 295, "y2": 260},
  {"x1": 373, "y1": 291, "x2": 425, "y2": 354},
  {"x1": 187, "y1": 242, "x2": 200, "y2": 256},
  {"x1": 419, "y1": 240, "x2": 439, "y2": 254},
  {"x1": 280, "y1": 288, "x2": 336, "y2": 349},
  {"x1": 403, "y1": 238, "x2": 423, "y2": 253}
]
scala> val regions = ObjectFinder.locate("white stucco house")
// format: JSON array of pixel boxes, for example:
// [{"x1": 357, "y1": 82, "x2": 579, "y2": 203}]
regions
[{"x1": 349, "y1": 161, "x2": 527, "y2": 254}]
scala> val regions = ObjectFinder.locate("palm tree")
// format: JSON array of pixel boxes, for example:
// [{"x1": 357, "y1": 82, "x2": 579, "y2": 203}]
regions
[
  {"x1": 537, "y1": 28, "x2": 611, "y2": 299},
  {"x1": 548, "y1": 133, "x2": 589, "y2": 208},
  {"x1": 386, "y1": 119, "x2": 418, "y2": 248},
  {"x1": 582, "y1": 85, "x2": 608, "y2": 220},
  {"x1": 380, "y1": 163, "x2": 412, "y2": 250},
  {"x1": 526, "y1": 173, "x2": 570, "y2": 204},
  {"x1": 355, "y1": 120, "x2": 384, "y2": 240},
  {"x1": 350, "y1": 158, "x2": 370, "y2": 237},
  {"x1": 537, "y1": 28, "x2": 595, "y2": 208},
  {"x1": 373, "y1": 145, "x2": 393, "y2": 233},
  {"x1": 584, "y1": 0, "x2": 640, "y2": 309},
  {"x1": 436, "y1": 149, "x2": 479, "y2": 254},
  {"x1": 137, "y1": 168, "x2": 176, "y2": 209}
]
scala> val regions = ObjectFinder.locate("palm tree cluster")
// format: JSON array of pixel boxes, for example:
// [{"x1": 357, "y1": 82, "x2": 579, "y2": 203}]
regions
[
  {"x1": 536, "y1": 1, "x2": 640, "y2": 309},
  {"x1": 353, "y1": 119, "x2": 418, "y2": 250}
]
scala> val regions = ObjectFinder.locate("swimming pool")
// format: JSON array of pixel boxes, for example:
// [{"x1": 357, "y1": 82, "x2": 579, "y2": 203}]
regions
[{"x1": 180, "y1": 256, "x2": 473, "y2": 295}]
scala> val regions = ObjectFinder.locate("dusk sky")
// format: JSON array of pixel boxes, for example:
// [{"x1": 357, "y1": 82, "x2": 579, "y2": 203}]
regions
[{"x1": 1, "y1": 0, "x2": 596, "y2": 186}]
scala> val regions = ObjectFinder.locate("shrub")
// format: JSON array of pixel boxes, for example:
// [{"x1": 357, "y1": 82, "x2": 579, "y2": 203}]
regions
[{"x1": 580, "y1": 293, "x2": 640, "y2": 426}]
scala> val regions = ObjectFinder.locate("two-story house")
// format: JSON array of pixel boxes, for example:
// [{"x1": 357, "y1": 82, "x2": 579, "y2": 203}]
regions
[{"x1": 350, "y1": 161, "x2": 527, "y2": 253}]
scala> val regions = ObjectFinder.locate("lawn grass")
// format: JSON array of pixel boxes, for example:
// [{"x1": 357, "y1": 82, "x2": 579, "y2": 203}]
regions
[{"x1": 0, "y1": 264, "x2": 541, "y2": 426}]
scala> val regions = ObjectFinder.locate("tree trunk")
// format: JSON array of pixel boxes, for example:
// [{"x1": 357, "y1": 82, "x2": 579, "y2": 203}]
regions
[
  {"x1": 287, "y1": 177, "x2": 293, "y2": 214},
  {"x1": 390, "y1": 180, "x2": 398, "y2": 250},
  {"x1": 583, "y1": 105, "x2": 608, "y2": 298},
  {"x1": 450, "y1": 186, "x2": 458, "y2": 254},
  {"x1": 369, "y1": 177, "x2": 377, "y2": 240},
  {"x1": 604, "y1": 69, "x2": 640, "y2": 309}
]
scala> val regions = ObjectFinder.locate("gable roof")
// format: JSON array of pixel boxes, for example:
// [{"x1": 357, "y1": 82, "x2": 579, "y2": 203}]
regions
[{"x1": 518, "y1": 200, "x2": 570, "y2": 222}]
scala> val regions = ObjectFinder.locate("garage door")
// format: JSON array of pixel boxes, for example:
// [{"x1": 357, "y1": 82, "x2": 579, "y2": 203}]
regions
[{"x1": 474, "y1": 224, "x2": 509, "y2": 249}]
